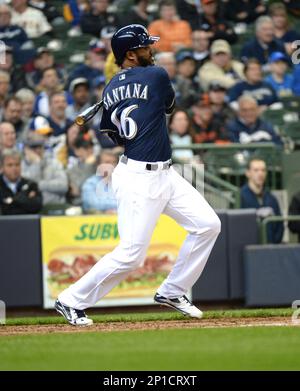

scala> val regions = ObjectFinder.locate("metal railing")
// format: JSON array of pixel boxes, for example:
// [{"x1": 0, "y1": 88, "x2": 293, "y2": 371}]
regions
[
  {"x1": 172, "y1": 156, "x2": 241, "y2": 209},
  {"x1": 261, "y1": 215, "x2": 300, "y2": 244},
  {"x1": 204, "y1": 170, "x2": 240, "y2": 209},
  {"x1": 172, "y1": 143, "x2": 282, "y2": 190}
]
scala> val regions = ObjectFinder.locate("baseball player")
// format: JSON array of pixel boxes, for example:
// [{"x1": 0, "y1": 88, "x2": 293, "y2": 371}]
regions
[{"x1": 55, "y1": 24, "x2": 221, "y2": 326}]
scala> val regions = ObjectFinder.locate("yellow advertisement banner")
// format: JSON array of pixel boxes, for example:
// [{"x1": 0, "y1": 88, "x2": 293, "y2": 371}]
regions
[{"x1": 41, "y1": 215, "x2": 187, "y2": 308}]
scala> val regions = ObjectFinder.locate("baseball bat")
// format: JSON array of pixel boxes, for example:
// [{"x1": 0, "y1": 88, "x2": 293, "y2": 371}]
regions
[{"x1": 75, "y1": 100, "x2": 103, "y2": 126}]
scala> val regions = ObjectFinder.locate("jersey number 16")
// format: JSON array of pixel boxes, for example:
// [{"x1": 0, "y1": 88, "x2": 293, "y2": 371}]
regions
[{"x1": 111, "y1": 104, "x2": 138, "y2": 140}]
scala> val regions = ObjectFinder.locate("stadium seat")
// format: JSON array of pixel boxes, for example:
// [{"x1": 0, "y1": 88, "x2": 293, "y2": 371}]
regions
[{"x1": 282, "y1": 123, "x2": 300, "y2": 148}]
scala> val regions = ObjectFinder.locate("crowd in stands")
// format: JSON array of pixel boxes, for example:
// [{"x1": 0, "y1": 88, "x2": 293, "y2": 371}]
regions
[{"x1": 0, "y1": 0, "x2": 300, "y2": 242}]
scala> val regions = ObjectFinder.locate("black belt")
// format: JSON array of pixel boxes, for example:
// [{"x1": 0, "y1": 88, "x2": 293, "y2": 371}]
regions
[{"x1": 120, "y1": 155, "x2": 172, "y2": 171}]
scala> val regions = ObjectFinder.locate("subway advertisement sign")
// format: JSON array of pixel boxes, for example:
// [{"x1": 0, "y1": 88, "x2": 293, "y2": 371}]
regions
[{"x1": 41, "y1": 215, "x2": 186, "y2": 308}]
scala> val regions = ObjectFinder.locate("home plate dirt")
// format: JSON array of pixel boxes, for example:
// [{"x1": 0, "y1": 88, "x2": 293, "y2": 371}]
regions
[{"x1": 0, "y1": 317, "x2": 297, "y2": 336}]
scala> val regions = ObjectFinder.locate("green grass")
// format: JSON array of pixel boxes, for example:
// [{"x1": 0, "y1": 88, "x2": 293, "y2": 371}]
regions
[
  {"x1": 1, "y1": 327, "x2": 300, "y2": 370},
  {"x1": 1, "y1": 308, "x2": 297, "y2": 370},
  {"x1": 5, "y1": 307, "x2": 293, "y2": 326}
]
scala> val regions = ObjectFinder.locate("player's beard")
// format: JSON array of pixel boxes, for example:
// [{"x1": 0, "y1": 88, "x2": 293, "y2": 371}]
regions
[{"x1": 137, "y1": 53, "x2": 154, "y2": 67}]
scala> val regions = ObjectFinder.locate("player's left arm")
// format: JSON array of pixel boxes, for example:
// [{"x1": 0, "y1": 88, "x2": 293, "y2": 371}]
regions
[
  {"x1": 165, "y1": 76, "x2": 176, "y2": 114},
  {"x1": 165, "y1": 94, "x2": 176, "y2": 114},
  {"x1": 154, "y1": 66, "x2": 176, "y2": 114}
]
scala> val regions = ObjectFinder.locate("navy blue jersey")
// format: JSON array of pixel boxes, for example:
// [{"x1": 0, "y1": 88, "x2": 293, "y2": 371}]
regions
[{"x1": 100, "y1": 66, "x2": 175, "y2": 162}]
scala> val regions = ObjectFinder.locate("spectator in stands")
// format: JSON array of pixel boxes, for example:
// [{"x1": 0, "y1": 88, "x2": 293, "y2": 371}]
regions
[
  {"x1": 270, "y1": 2, "x2": 300, "y2": 56},
  {"x1": 195, "y1": 0, "x2": 237, "y2": 44},
  {"x1": 64, "y1": 0, "x2": 90, "y2": 37},
  {"x1": 155, "y1": 52, "x2": 196, "y2": 108},
  {"x1": 241, "y1": 157, "x2": 283, "y2": 244},
  {"x1": 223, "y1": 0, "x2": 266, "y2": 24},
  {"x1": 264, "y1": 52, "x2": 293, "y2": 98},
  {"x1": 208, "y1": 81, "x2": 235, "y2": 128},
  {"x1": 47, "y1": 92, "x2": 73, "y2": 136},
  {"x1": 191, "y1": 95, "x2": 230, "y2": 144},
  {"x1": 22, "y1": 134, "x2": 68, "y2": 205},
  {"x1": 0, "y1": 71, "x2": 10, "y2": 121},
  {"x1": 0, "y1": 148, "x2": 42, "y2": 215},
  {"x1": 100, "y1": 25, "x2": 116, "y2": 51},
  {"x1": 169, "y1": 109, "x2": 194, "y2": 161},
  {"x1": 0, "y1": 123, "x2": 17, "y2": 152},
  {"x1": 34, "y1": 67, "x2": 66, "y2": 117},
  {"x1": 198, "y1": 39, "x2": 244, "y2": 91},
  {"x1": 227, "y1": 96, "x2": 282, "y2": 145},
  {"x1": 241, "y1": 16, "x2": 286, "y2": 66},
  {"x1": 27, "y1": 48, "x2": 66, "y2": 90},
  {"x1": 288, "y1": 191, "x2": 300, "y2": 242},
  {"x1": 68, "y1": 39, "x2": 107, "y2": 87},
  {"x1": 54, "y1": 122, "x2": 82, "y2": 169},
  {"x1": 104, "y1": 50, "x2": 120, "y2": 83},
  {"x1": 80, "y1": 0, "x2": 119, "y2": 38},
  {"x1": 0, "y1": 46, "x2": 28, "y2": 93},
  {"x1": 15, "y1": 88, "x2": 36, "y2": 124},
  {"x1": 175, "y1": 50, "x2": 201, "y2": 95},
  {"x1": 120, "y1": 0, "x2": 152, "y2": 27},
  {"x1": 27, "y1": 116, "x2": 55, "y2": 154},
  {"x1": 11, "y1": 0, "x2": 52, "y2": 38},
  {"x1": 292, "y1": 64, "x2": 300, "y2": 96},
  {"x1": 3, "y1": 96, "x2": 26, "y2": 138},
  {"x1": 282, "y1": 0, "x2": 300, "y2": 18},
  {"x1": 82, "y1": 149, "x2": 118, "y2": 214},
  {"x1": 0, "y1": 3, "x2": 32, "y2": 52},
  {"x1": 191, "y1": 30, "x2": 210, "y2": 70},
  {"x1": 175, "y1": 0, "x2": 201, "y2": 31},
  {"x1": 66, "y1": 78, "x2": 91, "y2": 122},
  {"x1": 229, "y1": 59, "x2": 278, "y2": 110},
  {"x1": 67, "y1": 135, "x2": 98, "y2": 205},
  {"x1": 148, "y1": 0, "x2": 192, "y2": 52},
  {"x1": 29, "y1": 0, "x2": 62, "y2": 24},
  {"x1": 101, "y1": 27, "x2": 119, "y2": 82},
  {"x1": 91, "y1": 75, "x2": 106, "y2": 126}
]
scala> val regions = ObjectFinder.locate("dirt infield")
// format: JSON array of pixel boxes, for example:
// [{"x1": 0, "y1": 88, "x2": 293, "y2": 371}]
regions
[{"x1": 0, "y1": 317, "x2": 296, "y2": 336}]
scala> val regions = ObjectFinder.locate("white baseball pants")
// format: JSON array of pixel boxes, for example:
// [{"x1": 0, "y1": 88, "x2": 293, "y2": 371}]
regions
[{"x1": 59, "y1": 158, "x2": 221, "y2": 309}]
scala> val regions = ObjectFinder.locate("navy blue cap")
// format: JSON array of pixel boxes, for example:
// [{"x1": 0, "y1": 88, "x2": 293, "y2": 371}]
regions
[
  {"x1": 175, "y1": 50, "x2": 194, "y2": 63},
  {"x1": 89, "y1": 39, "x2": 106, "y2": 54}
]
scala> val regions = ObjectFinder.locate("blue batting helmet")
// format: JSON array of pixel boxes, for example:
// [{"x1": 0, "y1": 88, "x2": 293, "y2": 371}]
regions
[{"x1": 111, "y1": 24, "x2": 160, "y2": 65}]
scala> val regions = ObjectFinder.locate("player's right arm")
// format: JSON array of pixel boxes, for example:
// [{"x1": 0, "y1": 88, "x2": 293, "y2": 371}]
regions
[{"x1": 99, "y1": 104, "x2": 125, "y2": 146}]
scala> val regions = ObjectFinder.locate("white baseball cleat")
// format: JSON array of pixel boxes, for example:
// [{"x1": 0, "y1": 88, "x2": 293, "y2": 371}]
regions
[
  {"x1": 55, "y1": 299, "x2": 93, "y2": 326},
  {"x1": 154, "y1": 293, "x2": 203, "y2": 319}
]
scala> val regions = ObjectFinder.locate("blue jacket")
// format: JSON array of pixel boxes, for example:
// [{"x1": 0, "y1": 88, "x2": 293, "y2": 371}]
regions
[
  {"x1": 82, "y1": 175, "x2": 117, "y2": 213},
  {"x1": 241, "y1": 184, "x2": 283, "y2": 244},
  {"x1": 241, "y1": 38, "x2": 286, "y2": 64},
  {"x1": 292, "y1": 64, "x2": 300, "y2": 96},
  {"x1": 0, "y1": 25, "x2": 28, "y2": 50},
  {"x1": 280, "y1": 29, "x2": 300, "y2": 44},
  {"x1": 227, "y1": 117, "x2": 282, "y2": 145},
  {"x1": 0, "y1": 25, "x2": 35, "y2": 64},
  {"x1": 228, "y1": 80, "x2": 278, "y2": 106},
  {"x1": 264, "y1": 74, "x2": 294, "y2": 97}
]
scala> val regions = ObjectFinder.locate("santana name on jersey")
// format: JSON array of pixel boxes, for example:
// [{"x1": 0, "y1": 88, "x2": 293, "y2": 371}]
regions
[{"x1": 103, "y1": 83, "x2": 149, "y2": 109}]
